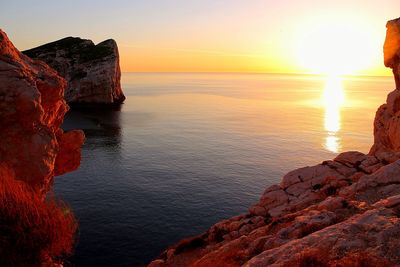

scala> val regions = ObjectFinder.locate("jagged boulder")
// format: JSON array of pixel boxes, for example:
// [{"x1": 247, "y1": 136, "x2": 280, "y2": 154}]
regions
[
  {"x1": 0, "y1": 29, "x2": 84, "y2": 195},
  {"x1": 23, "y1": 37, "x2": 125, "y2": 105}
]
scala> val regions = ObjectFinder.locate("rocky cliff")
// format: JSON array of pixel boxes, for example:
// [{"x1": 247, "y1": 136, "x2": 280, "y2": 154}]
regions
[
  {"x1": 23, "y1": 37, "x2": 125, "y2": 105},
  {"x1": 384, "y1": 17, "x2": 400, "y2": 89},
  {"x1": 0, "y1": 29, "x2": 84, "y2": 195},
  {"x1": 148, "y1": 18, "x2": 400, "y2": 267},
  {"x1": 371, "y1": 17, "x2": 400, "y2": 155}
]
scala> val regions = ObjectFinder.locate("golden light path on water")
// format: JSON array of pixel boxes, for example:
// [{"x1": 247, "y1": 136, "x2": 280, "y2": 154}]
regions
[{"x1": 322, "y1": 75, "x2": 345, "y2": 153}]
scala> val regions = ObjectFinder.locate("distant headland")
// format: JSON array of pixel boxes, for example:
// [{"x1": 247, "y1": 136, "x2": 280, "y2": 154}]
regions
[{"x1": 23, "y1": 36, "x2": 126, "y2": 106}]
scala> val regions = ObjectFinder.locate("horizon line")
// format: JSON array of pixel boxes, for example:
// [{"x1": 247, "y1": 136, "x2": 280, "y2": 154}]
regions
[{"x1": 120, "y1": 71, "x2": 393, "y2": 78}]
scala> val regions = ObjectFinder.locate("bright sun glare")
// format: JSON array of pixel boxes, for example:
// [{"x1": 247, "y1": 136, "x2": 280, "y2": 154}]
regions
[
  {"x1": 294, "y1": 16, "x2": 367, "y2": 153},
  {"x1": 322, "y1": 75, "x2": 345, "y2": 153},
  {"x1": 296, "y1": 17, "x2": 374, "y2": 76}
]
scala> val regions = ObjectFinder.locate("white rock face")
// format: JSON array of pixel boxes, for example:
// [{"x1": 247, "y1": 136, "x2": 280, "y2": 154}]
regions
[{"x1": 23, "y1": 37, "x2": 125, "y2": 105}]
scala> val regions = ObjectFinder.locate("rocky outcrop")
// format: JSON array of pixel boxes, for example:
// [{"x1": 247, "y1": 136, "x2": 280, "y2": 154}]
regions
[
  {"x1": 370, "y1": 17, "x2": 400, "y2": 155},
  {"x1": 149, "y1": 152, "x2": 400, "y2": 267},
  {"x1": 23, "y1": 37, "x2": 125, "y2": 105},
  {"x1": 384, "y1": 17, "x2": 400, "y2": 89},
  {"x1": 0, "y1": 29, "x2": 84, "y2": 195},
  {"x1": 148, "y1": 19, "x2": 400, "y2": 267}
]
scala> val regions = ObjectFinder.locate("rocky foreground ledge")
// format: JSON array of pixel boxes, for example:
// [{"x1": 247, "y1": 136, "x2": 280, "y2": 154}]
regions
[
  {"x1": 149, "y1": 18, "x2": 400, "y2": 267},
  {"x1": 23, "y1": 36, "x2": 125, "y2": 106}
]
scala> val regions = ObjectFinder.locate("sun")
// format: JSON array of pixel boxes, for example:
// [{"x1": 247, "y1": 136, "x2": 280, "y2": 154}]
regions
[{"x1": 295, "y1": 15, "x2": 375, "y2": 76}]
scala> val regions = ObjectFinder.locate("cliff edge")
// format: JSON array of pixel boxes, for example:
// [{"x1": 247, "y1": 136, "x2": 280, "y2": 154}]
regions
[
  {"x1": 23, "y1": 36, "x2": 125, "y2": 106},
  {"x1": 148, "y1": 18, "x2": 400, "y2": 267},
  {"x1": 0, "y1": 29, "x2": 84, "y2": 195}
]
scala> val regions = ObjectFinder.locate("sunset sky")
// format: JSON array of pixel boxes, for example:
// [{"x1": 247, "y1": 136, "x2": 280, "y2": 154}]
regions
[{"x1": 1, "y1": 0, "x2": 398, "y2": 75}]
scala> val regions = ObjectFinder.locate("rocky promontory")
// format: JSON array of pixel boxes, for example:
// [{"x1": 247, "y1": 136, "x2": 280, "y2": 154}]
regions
[
  {"x1": 0, "y1": 29, "x2": 84, "y2": 194},
  {"x1": 148, "y1": 18, "x2": 400, "y2": 267},
  {"x1": 23, "y1": 36, "x2": 125, "y2": 106}
]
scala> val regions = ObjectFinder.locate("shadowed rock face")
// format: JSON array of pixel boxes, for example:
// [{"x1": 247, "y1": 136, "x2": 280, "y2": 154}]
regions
[
  {"x1": 370, "y1": 17, "x2": 400, "y2": 155},
  {"x1": 148, "y1": 19, "x2": 400, "y2": 267},
  {"x1": 0, "y1": 29, "x2": 84, "y2": 195},
  {"x1": 23, "y1": 37, "x2": 125, "y2": 105},
  {"x1": 384, "y1": 17, "x2": 400, "y2": 89}
]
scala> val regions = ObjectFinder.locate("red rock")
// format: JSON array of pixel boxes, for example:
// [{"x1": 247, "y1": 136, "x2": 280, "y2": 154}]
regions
[
  {"x1": 334, "y1": 151, "x2": 366, "y2": 166},
  {"x1": 54, "y1": 129, "x2": 85, "y2": 176},
  {"x1": 0, "y1": 29, "x2": 84, "y2": 195},
  {"x1": 384, "y1": 17, "x2": 400, "y2": 88},
  {"x1": 370, "y1": 18, "x2": 400, "y2": 155}
]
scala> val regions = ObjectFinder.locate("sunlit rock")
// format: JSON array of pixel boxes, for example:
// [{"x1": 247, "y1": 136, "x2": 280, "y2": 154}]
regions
[
  {"x1": 384, "y1": 17, "x2": 400, "y2": 88},
  {"x1": 370, "y1": 18, "x2": 400, "y2": 155},
  {"x1": 0, "y1": 29, "x2": 84, "y2": 195}
]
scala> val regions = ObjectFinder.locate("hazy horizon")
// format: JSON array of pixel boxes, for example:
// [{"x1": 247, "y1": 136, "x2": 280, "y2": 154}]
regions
[
  {"x1": 118, "y1": 71, "x2": 393, "y2": 77},
  {"x1": 1, "y1": 0, "x2": 398, "y2": 76}
]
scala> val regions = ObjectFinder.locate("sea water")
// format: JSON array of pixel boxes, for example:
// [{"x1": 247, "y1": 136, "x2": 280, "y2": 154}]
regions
[{"x1": 55, "y1": 73, "x2": 394, "y2": 266}]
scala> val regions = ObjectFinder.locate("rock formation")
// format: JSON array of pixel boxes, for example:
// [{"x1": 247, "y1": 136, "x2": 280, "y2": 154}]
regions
[
  {"x1": 370, "y1": 17, "x2": 400, "y2": 155},
  {"x1": 23, "y1": 37, "x2": 125, "y2": 105},
  {"x1": 148, "y1": 18, "x2": 400, "y2": 267},
  {"x1": 384, "y1": 17, "x2": 400, "y2": 89},
  {"x1": 0, "y1": 29, "x2": 84, "y2": 195}
]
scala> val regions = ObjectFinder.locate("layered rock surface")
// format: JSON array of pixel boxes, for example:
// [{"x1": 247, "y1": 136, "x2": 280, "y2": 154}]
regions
[
  {"x1": 148, "y1": 18, "x2": 400, "y2": 267},
  {"x1": 23, "y1": 36, "x2": 125, "y2": 105},
  {"x1": 0, "y1": 29, "x2": 84, "y2": 195}
]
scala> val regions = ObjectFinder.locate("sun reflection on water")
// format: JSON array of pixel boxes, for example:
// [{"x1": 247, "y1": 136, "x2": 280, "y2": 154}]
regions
[{"x1": 322, "y1": 75, "x2": 345, "y2": 153}]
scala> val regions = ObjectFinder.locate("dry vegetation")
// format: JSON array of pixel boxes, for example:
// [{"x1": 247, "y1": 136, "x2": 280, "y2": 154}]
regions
[{"x1": 0, "y1": 176, "x2": 77, "y2": 267}]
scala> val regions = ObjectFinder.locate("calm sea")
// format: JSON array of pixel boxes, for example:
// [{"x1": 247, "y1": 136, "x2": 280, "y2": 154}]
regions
[{"x1": 55, "y1": 73, "x2": 394, "y2": 267}]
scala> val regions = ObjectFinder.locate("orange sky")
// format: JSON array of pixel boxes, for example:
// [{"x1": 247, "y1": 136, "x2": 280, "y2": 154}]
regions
[{"x1": 1, "y1": 0, "x2": 398, "y2": 75}]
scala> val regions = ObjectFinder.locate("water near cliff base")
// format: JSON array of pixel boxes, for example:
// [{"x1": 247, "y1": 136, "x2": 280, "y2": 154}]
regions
[{"x1": 55, "y1": 73, "x2": 393, "y2": 267}]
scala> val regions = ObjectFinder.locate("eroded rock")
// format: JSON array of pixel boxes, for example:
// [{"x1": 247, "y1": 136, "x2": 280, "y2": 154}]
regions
[
  {"x1": 0, "y1": 29, "x2": 84, "y2": 194},
  {"x1": 384, "y1": 17, "x2": 400, "y2": 88},
  {"x1": 370, "y1": 17, "x2": 400, "y2": 155}
]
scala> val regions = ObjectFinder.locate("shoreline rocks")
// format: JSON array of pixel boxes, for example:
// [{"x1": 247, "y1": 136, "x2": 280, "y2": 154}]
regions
[{"x1": 23, "y1": 36, "x2": 125, "y2": 106}]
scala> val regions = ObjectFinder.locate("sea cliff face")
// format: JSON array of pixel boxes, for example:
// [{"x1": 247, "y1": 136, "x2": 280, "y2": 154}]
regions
[
  {"x1": 371, "y1": 17, "x2": 400, "y2": 155},
  {"x1": 23, "y1": 37, "x2": 125, "y2": 105},
  {"x1": 148, "y1": 18, "x2": 400, "y2": 267},
  {"x1": 0, "y1": 29, "x2": 84, "y2": 195},
  {"x1": 384, "y1": 17, "x2": 400, "y2": 89}
]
